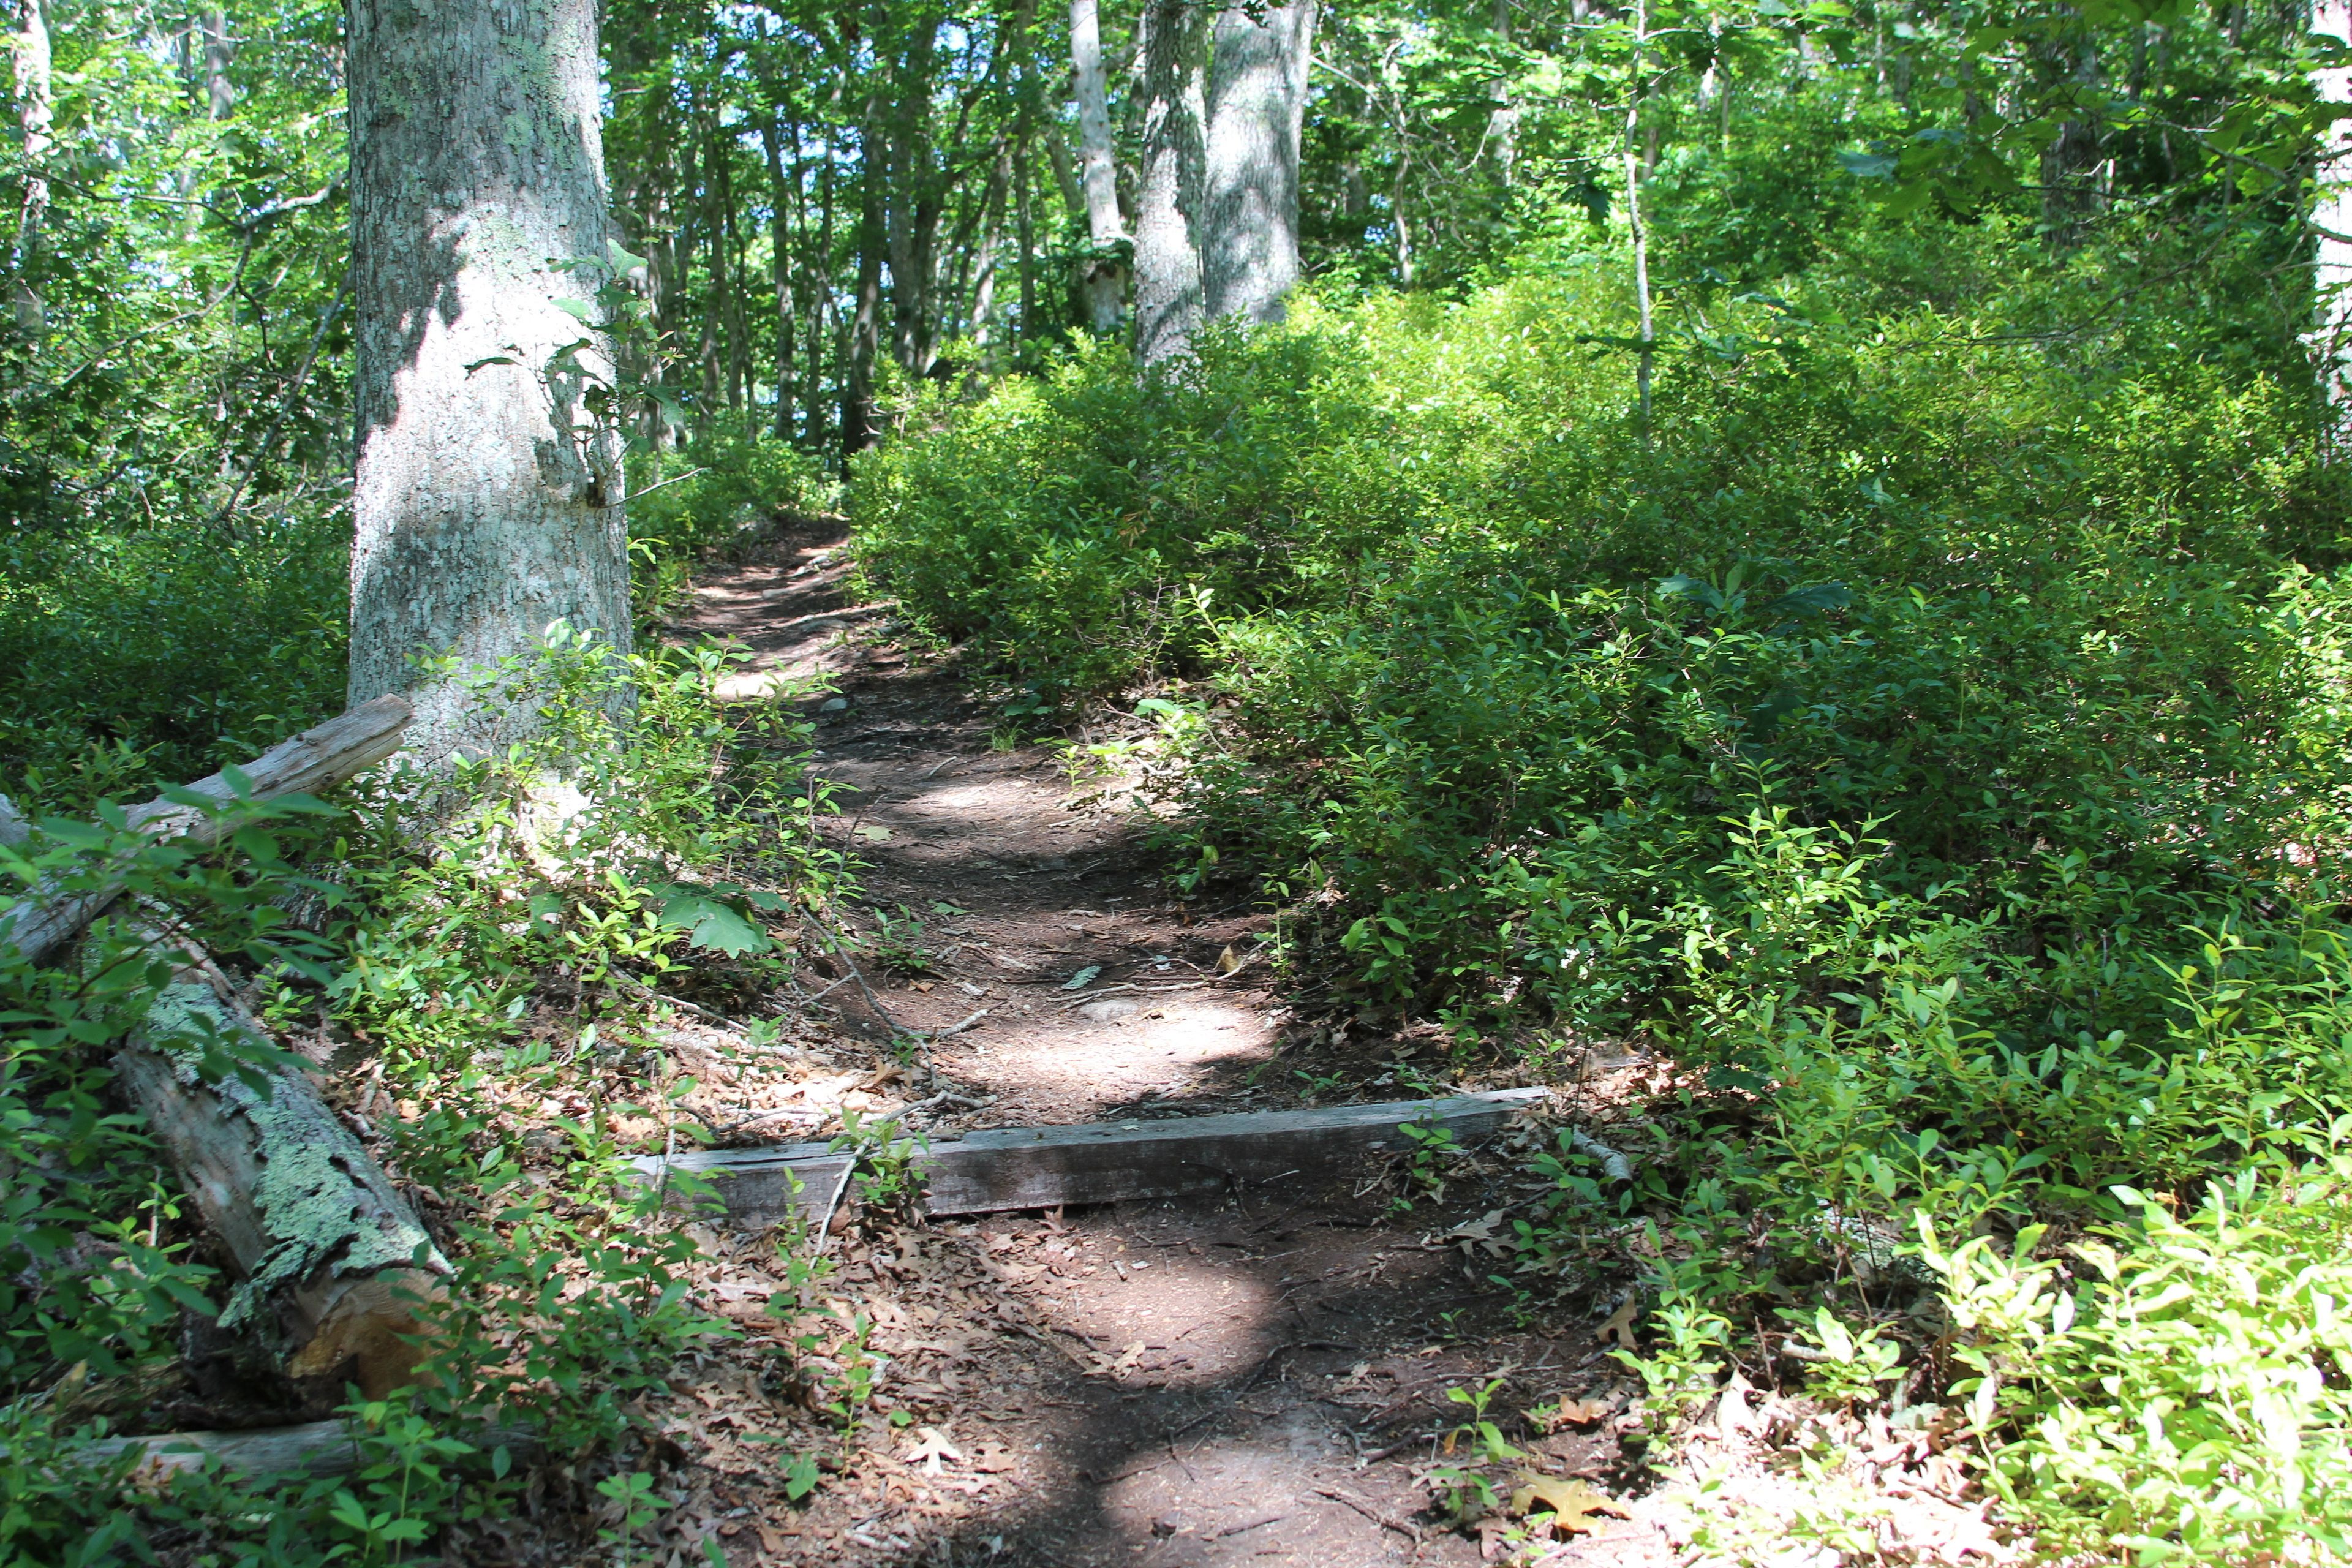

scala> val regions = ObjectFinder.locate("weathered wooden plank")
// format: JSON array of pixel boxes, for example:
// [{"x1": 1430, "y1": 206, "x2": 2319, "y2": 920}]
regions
[
  {"x1": 636, "y1": 1088, "x2": 1551, "y2": 1225},
  {"x1": 0, "y1": 695, "x2": 413, "y2": 967}
]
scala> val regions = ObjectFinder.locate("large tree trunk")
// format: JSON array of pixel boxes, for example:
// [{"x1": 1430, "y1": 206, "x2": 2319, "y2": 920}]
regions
[
  {"x1": 2313, "y1": 0, "x2": 2352, "y2": 418},
  {"x1": 1071, "y1": 0, "x2": 1129, "y2": 331},
  {"x1": 1132, "y1": 0, "x2": 1207, "y2": 366},
  {"x1": 346, "y1": 0, "x2": 629, "y2": 764},
  {"x1": 1201, "y1": 1, "x2": 1314, "y2": 326}
]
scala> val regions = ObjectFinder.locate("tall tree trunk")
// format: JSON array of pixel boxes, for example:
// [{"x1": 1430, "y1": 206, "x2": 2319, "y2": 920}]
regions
[
  {"x1": 202, "y1": 10, "x2": 235, "y2": 120},
  {"x1": 1486, "y1": 0, "x2": 1517, "y2": 184},
  {"x1": 1623, "y1": 0, "x2": 1653, "y2": 434},
  {"x1": 9, "y1": 0, "x2": 50, "y2": 336},
  {"x1": 1133, "y1": 0, "x2": 1206, "y2": 365},
  {"x1": 2313, "y1": 0, "x2": 2352, "y2": 423},
  {"x1": 808, "y1": 137, "x2": 835, "y2": 451},
  {"x1": 762, "y1": 114, "x2": 798, "y2": 442},
  {"x1": 1201, "y1": 1, "x2": 1314, "y2": 326},
  {"x1": 1016, "y1": 126, "x2": 1037, "y2": 336},
  {"x1": 844, "y1": 127, "x2": 885, "y2": 456},
  {"x1": 971, "y1": 142, "x2": 1009, "y2": 350},
  {"x1": 1071, "y1": 0, "x2": 1129, "y2": 330},
  {"x1": 346, "y1": 0, "x2": 628, "y2": 763}
]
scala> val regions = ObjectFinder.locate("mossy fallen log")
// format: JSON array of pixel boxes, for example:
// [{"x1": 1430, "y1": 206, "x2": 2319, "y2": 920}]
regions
[{"x1": 118, "y1": 979, "x2": 452, "y2": 1398}]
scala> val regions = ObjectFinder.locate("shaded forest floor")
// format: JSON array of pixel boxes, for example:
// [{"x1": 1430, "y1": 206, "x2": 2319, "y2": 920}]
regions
[{"x1": 609, "y1": 519, "x2": 1675, "y2": 1568}]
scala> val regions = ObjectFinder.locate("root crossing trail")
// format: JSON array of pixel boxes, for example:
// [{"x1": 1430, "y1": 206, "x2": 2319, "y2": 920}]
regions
[{"x1": 659, "y1": 520, "x2": 1666, "y2": 1568}]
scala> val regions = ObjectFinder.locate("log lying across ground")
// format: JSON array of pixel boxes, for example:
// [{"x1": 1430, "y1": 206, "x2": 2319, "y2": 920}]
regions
[
  {"x1": 118, "y1": 975, "x2": 452, "y2": 1398},
  {"x1": 633, "y1": 1088, "x2": 1553, "y2": 1227},
  {"x1": 77, "y1": 1417, "x2": 537, "y2": 1480},
  {"x1": 0, "y1": 696, "x2": 446, "y2": 1396},
  {"x1": 0, "y1": 693, "x2": 413, "y2": 967}
]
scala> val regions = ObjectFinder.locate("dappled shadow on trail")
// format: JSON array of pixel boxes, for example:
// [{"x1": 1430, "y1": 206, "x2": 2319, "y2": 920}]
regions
[{"x1": 666, "y1": 524, "x2": 1668, "y2": 1568}]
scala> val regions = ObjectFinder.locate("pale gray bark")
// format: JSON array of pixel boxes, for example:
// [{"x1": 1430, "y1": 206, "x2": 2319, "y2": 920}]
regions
[
  {"x1": 1071, "y1": 0, "x2": 1129, "y2": 330},
  {"x1": 347, "y1": 0, "x2": 629, "y2": 764},
  {"x1": 1623, "y1": 0, "x2": 1653, "y2": 431},
  {"x1": 2313, "y1": 1, "x2": 2352, "y2": 412},
  {"x1": 1201, "y1": 1, "x2": 1313, "y2": 326},
  {"x1": 9, "y1": 0, "x2": 48, "y2": 333},
  {"x1": 1133, "y1": 0, "x2": 1206, "y2": 366}
]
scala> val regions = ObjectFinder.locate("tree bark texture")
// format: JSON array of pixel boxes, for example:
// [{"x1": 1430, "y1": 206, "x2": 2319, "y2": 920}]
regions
[
  {"x1": 9, "y1": 0, "x2": 50, "y2": 333},
  {"x1": 2313, "y1": 0, "x2": 2352, "y2": 413},
  {"x1": 346, "y1": 0, "x2": 629, "y2": 764},
  {"x1": 1071, "y1": 0, "x2": 1129, "y2": 330},
  {"x1": 119, "y1": 973, "x2": 451, "y2": 1398},
  {"x1": 1133, "y1": 0, "x2": 1207, "y2": 365},
  {"x1": 1202, "y1": 0, "x2": 1314, "y2": 326}
]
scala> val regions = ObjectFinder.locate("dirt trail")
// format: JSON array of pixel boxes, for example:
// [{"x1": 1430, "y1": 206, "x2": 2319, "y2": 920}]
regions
[{"x1": 652, "y1": 521, "x2": 1669, "y2": 1568}]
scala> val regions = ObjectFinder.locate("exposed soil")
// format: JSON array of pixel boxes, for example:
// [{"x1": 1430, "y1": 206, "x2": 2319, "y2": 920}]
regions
[{"x1": 631, "y1": 519, "x2": 1676, "y2": 1568}]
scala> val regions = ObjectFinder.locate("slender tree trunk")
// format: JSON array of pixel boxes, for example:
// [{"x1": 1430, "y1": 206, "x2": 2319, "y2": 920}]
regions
[
  {"x1": 1133, "y1": 0, "x2": 1207, "y2": 365},
  {"x1": 1071, "y1": 0, "x2": 1129, "y2": 329},
  {"x1": 1016, "y1": 126, "x2": 1037, "y2": 336},
  {"x1": 2312, "y1": 0, "x2": 2352, "y2": 424},
  {"x1": 844, "y1": 126, "x2": 885, "y2": 456},
  {"x1": 1486, "y1": 0, "x2": 1517, "y2": 184},
  {"x1": 1623, "y1": 0, "x2": 1653, "y2": 434},
  {"x1": 809, "y1": 137, "x2": 834, "y2": 451},
  {"x1": 763, "y1": 114, "x2": 798, "y2": 442},
  {"x1": 346, "y1": 0, "x2": 628, "y2": 763},
  {"x1": 9, "y1": 0, "x2": 50, "y2": 336},
  {"x1": 971, "y1": 143, "x2": 1009, "y2": 350},
  {"x1": 1201, "y1": 0, "x2": 1315, "y2": 326}
]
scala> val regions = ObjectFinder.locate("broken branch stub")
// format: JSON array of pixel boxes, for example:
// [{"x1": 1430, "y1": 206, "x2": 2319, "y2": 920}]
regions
[
  {"x1": 118, "y1": 979, "x2": 451, "y2": 1397},
  {"x1": 0, "y1": 694, "x2": 412, "y2": 967}
]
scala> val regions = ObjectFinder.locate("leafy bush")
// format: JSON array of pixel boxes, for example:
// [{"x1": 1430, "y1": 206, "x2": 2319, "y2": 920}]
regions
[
  {"x1": 1928, "y1": 1163, "x2": 2352, "y2": 1563},
  {"x1": 0, "y1": 511, "x2": 347, "y2": 809}
]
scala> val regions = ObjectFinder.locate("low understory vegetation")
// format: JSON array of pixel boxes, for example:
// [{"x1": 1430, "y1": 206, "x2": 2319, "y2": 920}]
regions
[
  {"x1": 0, "y1": 636, "x2": 890, "y2": 1561},
  {"x1": 855, "y1": 207, "x2": 2352, "y2": 1559}
]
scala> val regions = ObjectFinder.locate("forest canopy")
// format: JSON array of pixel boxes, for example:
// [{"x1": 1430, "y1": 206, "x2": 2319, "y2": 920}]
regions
[{"x1": 7, "y1": 0, "x2": 2352, "y2": 1562}]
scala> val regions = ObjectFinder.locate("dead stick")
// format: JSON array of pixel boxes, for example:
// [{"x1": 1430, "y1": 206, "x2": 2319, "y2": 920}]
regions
[{"x1": 0, "y1": 695, "x2": 412, "y2": 966}]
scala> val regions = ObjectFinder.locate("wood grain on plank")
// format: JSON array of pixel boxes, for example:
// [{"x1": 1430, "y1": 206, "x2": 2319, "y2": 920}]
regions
[{"x1": 636, "y1": 1088, "x2": 1551, "y2": 1223}]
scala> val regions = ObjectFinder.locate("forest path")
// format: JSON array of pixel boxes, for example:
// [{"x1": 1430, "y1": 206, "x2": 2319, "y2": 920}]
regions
[{"x1": 660, "y1": 521, "x2": 1664, "y2": 1568}]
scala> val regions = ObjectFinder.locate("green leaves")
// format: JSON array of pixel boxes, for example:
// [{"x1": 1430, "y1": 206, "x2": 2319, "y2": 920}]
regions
[{"x1": 650, "y1": 881, "x2": 792, "y2": 957}]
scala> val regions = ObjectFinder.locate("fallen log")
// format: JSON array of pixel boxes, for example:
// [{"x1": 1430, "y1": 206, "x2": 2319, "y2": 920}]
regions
[
  {"x1": 0, "y1": 695, "x2": 412, "y2": 967},
  {"x1": 76, "y1": 1416, "x2": 538, "y2": 1480},
  {"x1": 634, "y1": 1088, "x2": 1552, "y2": 1227},
  {"x1": 118, "y1": 975, "x2": 452, "y2": 1398}
]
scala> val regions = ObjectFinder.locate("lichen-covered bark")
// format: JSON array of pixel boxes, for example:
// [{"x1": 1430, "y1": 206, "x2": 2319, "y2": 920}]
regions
[
  {"x1": 123, "y1": 982, "x2": 450, "y2": 1396},
  {"x1": 1202, "y1": 1, "x2": 1314, "y2": 328},
  {"x1": 1070, "y1": 0, "x2": 1129, "y2": 331},
  {"x1": 1133, "y1": 0, "x2": 1206, "y2": 367},
  {"x1": 347, "y1": 0, "x2": 628, "y2": 763}
]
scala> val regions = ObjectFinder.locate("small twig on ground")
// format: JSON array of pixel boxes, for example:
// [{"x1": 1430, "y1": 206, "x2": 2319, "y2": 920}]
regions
[
  {"x1": 1055, "y1": 982, "x2": 1202, "y2": 1008},
  {"x1": 610, "y1": 972, "x2": 742, "y2": 1032},
  {"x1": 813, "y1": 1156, "x2": 857, "y2": 1254},
  {"x1": 914, "y1": 1007, "x2": 990, "y2": 1039},
  {"x1": 1314, "y1": 1487, "x2": 1422, "y2": 1544}
]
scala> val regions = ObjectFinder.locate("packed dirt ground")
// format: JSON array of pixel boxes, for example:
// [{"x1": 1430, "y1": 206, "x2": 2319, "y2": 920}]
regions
[{"x1": 585, "y1": 517, "x2": 1675, "y2": 1568}]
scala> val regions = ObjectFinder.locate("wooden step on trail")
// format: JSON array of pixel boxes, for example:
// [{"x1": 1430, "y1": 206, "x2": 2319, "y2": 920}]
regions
[{"x1": 633, "y1": 1088, "x2": 1553, "y2": 1226}]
